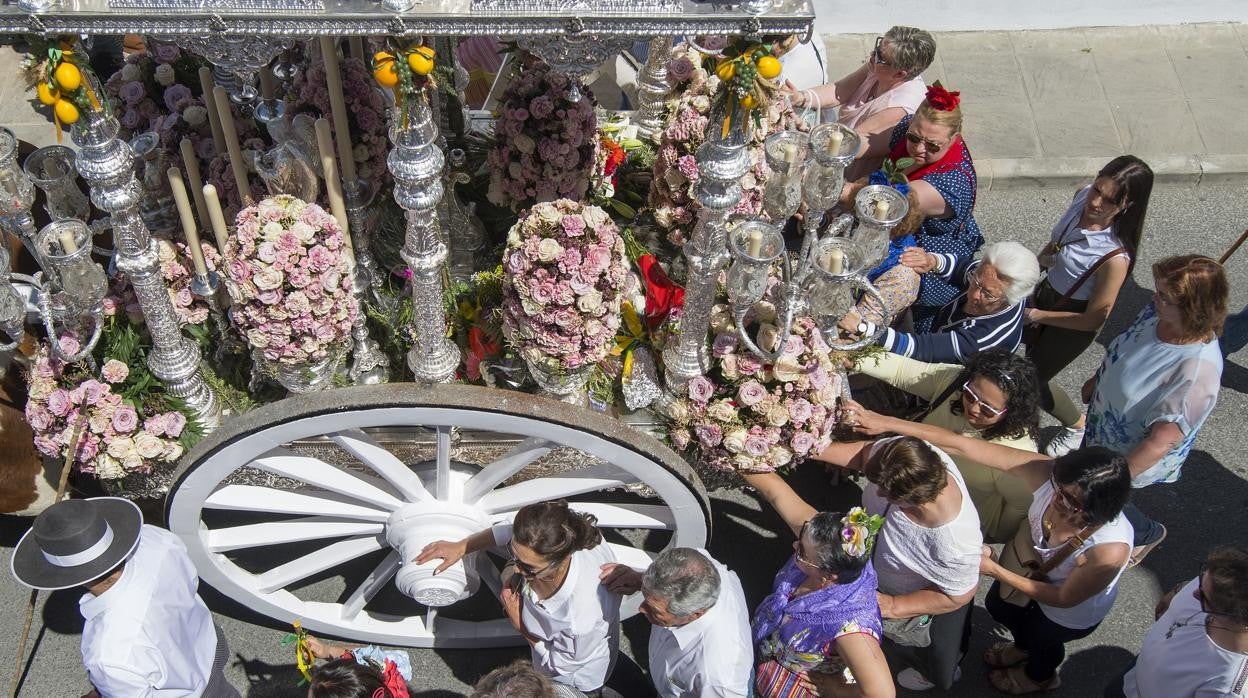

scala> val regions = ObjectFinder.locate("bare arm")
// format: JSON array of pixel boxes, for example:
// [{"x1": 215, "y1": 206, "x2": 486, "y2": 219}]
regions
[
  {"x1": 1029, "y1": 256, "x2": 1129, "y2": 332},
  {"x1": 742, "y1": 471, "x2": 818, "y2": 538},
  {"x1": 906, "y1": 179, "x2": 953, "y2": 219},
  {"x1": 844, "y1": 399, "x2": 1053, "y2": 491},
  {"x1": 813, "y1": 439, "x2": 872, "y2": 471},
  {"x1": 415, "y1": 527, "x2": 498, "y2": 573},
  {"x1": 982, "y1": 542, "x2": 1130, "y2": 608},
  {"x1": 1126, "y1": 421, "x2": 1185, "y2": 480},
  {"x1": 829, "y1": 633, "x2": 896, "y2": 698},
  {"x1": 880, "y1": 587, "x2": 975, "y2": 619},
  {"x1": 792, "y1": 61, "x2": 870, "y2": 110},
  {"x1": 853, "y1": 107, "x2": 911, "y2": 161}
]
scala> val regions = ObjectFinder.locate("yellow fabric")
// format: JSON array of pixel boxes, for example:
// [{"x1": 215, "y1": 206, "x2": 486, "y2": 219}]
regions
[{"x1": 856, "y1": 352, "x2": 1038, "y2": 543}]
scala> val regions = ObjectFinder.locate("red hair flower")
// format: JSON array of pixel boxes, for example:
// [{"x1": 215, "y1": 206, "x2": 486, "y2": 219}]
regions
[{"x1": 925, "y1": 82, "x2": 961, "y2": 111}]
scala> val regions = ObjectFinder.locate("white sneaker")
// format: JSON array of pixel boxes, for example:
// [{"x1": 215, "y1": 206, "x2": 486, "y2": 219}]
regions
[
  {"x1": 896, "y1": 666, "x2": 961, "y2": 691},
  {"x1": 1044, "y1": 426, "x2": 1085, "y2": 457}
]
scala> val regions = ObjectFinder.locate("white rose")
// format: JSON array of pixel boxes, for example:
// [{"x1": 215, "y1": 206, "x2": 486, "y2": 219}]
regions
[
  {"x1": 576, "y1": 289, "x2": 603, "y2": 313},
  {"x1": 134, "y1": 432, "x2": 165, "y2": 459},
  {"x1": 514, "y1": 134, "x2": 536, "y2": 154},
  {"x1": 720, "y1": 354, "x2": 741, "y2": 380},
  {"x1": 754, "y1": 301, "x2": 777, "y2": 323},
  {"x1": 182, "y1": 105, "x2": 207, "y2": 127},
  {"x1": 262, "y1": 221, "x2": 285, "y2": 241},
  {"x1": 163, "y1": 441, "x2": 185, "y2": 462},
  {"x1": 155, "y1": 238, "x2": 178, "y2": 262},
  {"x1": 120, "y1": 64, "x2": 141, "y2": 82},
  {"x1": 756, "y1": 323, "x2": 781, "y2": 353},
  {"x1": 723, "y1": 427, "x2": 748, "y2": 454},
  {"x1": 537, "y1": 204, "x2": 562, "y2": 224},
  {"x1": 253, "y1": 267, "x2": 284, "y2": 291},
  {"x1": 537, "y1": 238, "x2": 564, "y2": 262},
  {"x1": 582, "y1": 206, "x2": 609, "y2": 229},
  {"x1": 291, "y1": 221, "x2": 315, "y2": 243},
  {"x1": 768, "y1": 445, "x2": 793, "y2": 468},
  {"x1": 766, "y1": 404, "x2": 790, "y2": 427},
  {"x1": 321, "y1": 270, "x2": 341, "y2": 293},
  {"x1": 123, "y1": 454, "x2": 144, "y2": 473},
  {"x1": 507, "y1": 226, "x2": 522, "y2": 247},
  {"x1": 664, "y1": 400, "x2": 690, "y2": 424},
  {"x1": 706, "y1": 400, "x2": 736, "y2": 423},
  {"x1": 773, "y1": 355, "x2": 804, "y2": 383},
  {"x1": 106, "y1": 436, "x2": 136, "y2": 460},
  {"x1": 95, "y1": 454, "x2": 125, "y2": 479},
  {"x1": 709, "y1": 305, "x2": 734, "y2": 335},
  {"x1": 154, "y1": 63, "x2": 176, "y2": 87},
  {"x1": 691, "y1": 95, "x2": 711, "y2": 113},
  {"x1": 733, "y1": 454, "x2": 759, "y2": 471}
]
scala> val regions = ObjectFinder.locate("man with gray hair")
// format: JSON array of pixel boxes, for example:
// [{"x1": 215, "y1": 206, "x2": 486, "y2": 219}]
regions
[{"x1": 600, "y1": 548, "x2": 751, "y2": 697}]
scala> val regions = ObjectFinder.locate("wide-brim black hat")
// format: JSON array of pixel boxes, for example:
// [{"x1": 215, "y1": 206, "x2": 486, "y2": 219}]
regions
[{"x1": 10, "y1": 497, "x2": 142, "y2": 590}]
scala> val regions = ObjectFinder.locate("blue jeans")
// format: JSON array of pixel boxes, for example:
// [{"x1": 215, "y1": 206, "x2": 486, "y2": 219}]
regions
[
  {"x1": 1122, "y1": 501, "x2": 1164, "y2": 547},
  {"x1": 1222, "y1": 305, "x2": 1248, "y2": 358}
]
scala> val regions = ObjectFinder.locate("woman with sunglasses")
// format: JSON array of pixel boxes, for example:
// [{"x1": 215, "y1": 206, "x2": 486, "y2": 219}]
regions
[
  {"x1": 841, "y1": 401, "x2": 1133, "y2": 694},
  {"x1": 1028, "y1": 156, "x2": 1155, "y2": 457},
  {"x1": 416, "y1": 501, "x2": 624, "y2": 697},
  {"x1": 743, "y1": 469, "x2": 894, "y2": 698},
  {"x1": 851, "y1": 348, "x2": 1042, "y2": 544}
]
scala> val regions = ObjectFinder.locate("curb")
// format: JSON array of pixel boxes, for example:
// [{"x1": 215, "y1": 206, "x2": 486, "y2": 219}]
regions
[{"x1": 979, "y1": 155, "x2": 1248, "y2": 190}]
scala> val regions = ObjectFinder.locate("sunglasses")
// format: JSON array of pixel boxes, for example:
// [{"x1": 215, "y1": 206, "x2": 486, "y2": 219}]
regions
[
  {"x1": 961, "y1": 380, "x2": 1006, "y2": 418},
  {"x1": 794, "y1": 521, "x2": 824, "y2": 571},
  {"x1": 904, "y1": 130, "x2": 948, "y2": 152},
  {"x1": 1050, "y1": 474, "x2": 1084, "y2": 514},
  {"x1": 1194, "y1": 564, "x2": 1236, "y2": 618},
  {"x1": 871, "y1": 36, "x2": 891, "y2": 67},
  {"x1": 968, "y1": 268, "x2": 1004, "y2": 304},
  {"x1": 507, "y1": 545, "x2": 559, "y2": 579}
]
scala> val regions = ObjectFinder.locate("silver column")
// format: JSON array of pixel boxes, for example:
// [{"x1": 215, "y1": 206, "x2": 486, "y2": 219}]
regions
[
  {"x1": 634, "y1": 36, "x2": 673, "y2": 141},
  {"x1": 73, "y1": 112, "x2": 221, "y2": 430},
  {"x1": 343, "y1": 179, "x2": 390, "y2": 384}
]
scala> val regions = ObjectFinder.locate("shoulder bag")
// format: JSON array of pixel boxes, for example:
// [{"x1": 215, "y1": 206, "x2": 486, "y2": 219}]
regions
[
  {"x1": 996, "y1": 517, "x2": 1103, "y2": 607},
  {"x1": 875, "y1": 504, "x2": 933, "y2": 647},
  {"x1": 1023, "y1": 246, "x2": 1126, "y2": 347}
]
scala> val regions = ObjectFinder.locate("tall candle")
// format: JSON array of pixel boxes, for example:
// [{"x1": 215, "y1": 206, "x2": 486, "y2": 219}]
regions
[
  {"x1": 349, "y1": 36, "x2": 365, "y2": 62},
  {"x1": 198, "y1": 67, "x2": 225, "y2": 154},
  {"x1": 203, "y1": 183, "x2": 231, "y2": 254},
  {"x1": 314, "y1": 118, "x2": 356, "y2": 269},
  {"x1": 747, "y1": 230, "x2": 762, "y2": 257},
  {"x1": 259, "y1": 66, "x2": 275, "y2": 102},
  {"x1": 827, "y1": 128, "x2": 843, "y2": 155},
  {"x1": 212, "y1": 86, "x2": 251, "y2": 206},
  {"x1": 828, "y1": 248, "x2": 845, "y2": 275},
  {"x1": 167, "y1": 167, "x2": 208, "y2": 277},
  {"x1": 57, "y1": 228, "x2": 78, "y2": 254},
  {"x1": 318, "y1": 36, "x2": 359, "y2": 185},
  {"x1": 874, "y1": 198, "x2": 890, "y2": 219},
  {"x1": 179, "y1": 138, "x2": 210, "y2": 230}
]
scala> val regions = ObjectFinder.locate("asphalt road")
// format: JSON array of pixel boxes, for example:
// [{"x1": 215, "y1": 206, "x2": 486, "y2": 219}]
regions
[{"x1": 3, "y1": 179, "x2": 1247, "y2": 697}]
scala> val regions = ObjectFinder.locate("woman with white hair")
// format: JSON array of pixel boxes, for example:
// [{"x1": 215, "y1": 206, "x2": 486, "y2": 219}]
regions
[{"x1": 858, "y1": 241, "x2": 1040, "y2": 364}]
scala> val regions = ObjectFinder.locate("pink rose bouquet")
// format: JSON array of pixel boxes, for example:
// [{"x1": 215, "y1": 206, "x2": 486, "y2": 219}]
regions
[
  {"x1": 103, "y1": 44, "x2": 213, "y2": 154},
  {"x1": 25, "y1": 344, "x2": 190, "y2": 480},
  {"x1": 486, "y1": 61, "x2": 598, "y2": 211},
  {"x1": 224, "y1": 195, "x2": 358, "y2": 364},
  {"x1": 500, "y1": 199, "x2": 629, "y2": 371}
]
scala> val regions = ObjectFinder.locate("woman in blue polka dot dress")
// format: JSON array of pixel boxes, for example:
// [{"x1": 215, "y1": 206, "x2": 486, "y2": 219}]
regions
[{"x1": 876, "y1": 84, "x2": 984, "y2": 332}]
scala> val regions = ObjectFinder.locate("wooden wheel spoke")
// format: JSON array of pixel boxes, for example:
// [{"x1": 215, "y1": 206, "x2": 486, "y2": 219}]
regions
[
  {"x1": 256, "y1": 534, "x2": 387, "y2": 593},
  {"x1": 251, "y1": 448, "x2": 405, "y2": 511},
  {"x1": 331, "y1": 429, "x2": 431, "y2": 503},
  {"x1": 569, "y1": 502, "x2": 675, "y2": 529},
  {"x1": 340, "y1": 551, "x2": 402, "y2": 621},
  {"x1": 206, "y1": 517, "x2": 385, "y2": 552},
  {"x1": 478, "y1": 463, "x2": 639, "y2": 514},
  {"x1": 462, "y1": 437, "x2": 554, "y2": 505},
  {"x1": 204, "y1": 485, "x2": 391, "y2": 522}
]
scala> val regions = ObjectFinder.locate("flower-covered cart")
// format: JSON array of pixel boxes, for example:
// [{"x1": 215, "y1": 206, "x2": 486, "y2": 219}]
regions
[{"x1": 0, "y1": 0, "x2": 910, "y2": 647}]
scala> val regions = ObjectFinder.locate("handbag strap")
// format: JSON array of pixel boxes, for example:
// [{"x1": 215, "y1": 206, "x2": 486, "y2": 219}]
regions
[
  {"x1": 1045, "y1": 246, "x2": 1127, "y2": 313},
  {"x1": 1035, "y1": 521, "x2": 1104, "y2": 576},
  {"x1": 916, "y1": 376, "x2": 964, "y2": 423}
]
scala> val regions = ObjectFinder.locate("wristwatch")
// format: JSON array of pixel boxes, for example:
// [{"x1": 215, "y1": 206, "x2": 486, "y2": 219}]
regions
[{"x1": 857, "y1": 321, "x2": 869, "y2": 335}]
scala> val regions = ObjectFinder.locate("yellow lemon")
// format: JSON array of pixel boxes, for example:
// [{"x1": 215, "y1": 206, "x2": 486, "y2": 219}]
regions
[
  {"x1": 373, "y1": 55, "x2": 400, "y2": 87},
  {"x1": 53, "y1": 62, "x2": 82, "y2": 92},
  {"x1": 54, "y1": 98, "x2": 79, "y2": 124},
  {"x1": 406, "y1": 46, "x2": 435, "y2": 76},
  {"x1": 740, "y1": 93, "x2": 757, "y2": 109},
  {"x1": 756, "y1": 55, "x2": 782, "y2": 80},
  {"x1": 715, "y1": 60, "x2": 735, "y2": 81},
  {"x1": 37, "y1": 82, "x2": 59, "y2": 106}
]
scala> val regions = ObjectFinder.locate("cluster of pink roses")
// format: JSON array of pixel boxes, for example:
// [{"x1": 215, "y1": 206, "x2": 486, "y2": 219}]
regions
[
  {"x1": 25, "y1": 343, "x2": 188, "y2": 480},
  {"x1": 288, "y1": 55, "x2": 390, "y2": 187},
  {"x1": 225, "y1": 195, "x2": 358, "y2": 364},
  {"x1": 157, "y1": 238, "x2": 224, "y2": 326},
  {"x1": 104, "y1": 43, "x2": 213, "y2": 156},
  {"x1": 500, "y1": 199, "x2": 629, "y2": 371},
  {"x1": 664, "y1": 306, "x2": 842, "y2": 473},
  {"x1": 486, "y1": 61, "x2": 598, "y2": 211}
]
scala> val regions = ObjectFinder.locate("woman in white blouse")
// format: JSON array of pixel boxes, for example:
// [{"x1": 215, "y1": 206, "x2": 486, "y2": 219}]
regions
[{"x1": 418, "y1": 501, "x2": 621, "y2": 696}]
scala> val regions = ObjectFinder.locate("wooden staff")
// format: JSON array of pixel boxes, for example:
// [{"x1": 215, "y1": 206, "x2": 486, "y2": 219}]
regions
[{"x1": 1219, "y1": 227, "x2": 1248, "y2": 265}]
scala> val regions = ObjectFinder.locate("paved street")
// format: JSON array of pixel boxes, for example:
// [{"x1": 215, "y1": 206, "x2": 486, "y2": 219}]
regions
[{"x1": 3, "y1": 177, "x2": 1247, "y2": 697}]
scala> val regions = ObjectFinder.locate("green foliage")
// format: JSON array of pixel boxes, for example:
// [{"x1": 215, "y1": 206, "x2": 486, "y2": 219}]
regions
[{"x1": 881, "y1": 157, "x2": 915, "y2": 186}]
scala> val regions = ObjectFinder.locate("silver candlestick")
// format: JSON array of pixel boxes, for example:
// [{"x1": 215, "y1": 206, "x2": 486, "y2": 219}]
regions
[
  {"x1": 634, "y1": 36, "x2": 673, "y2": 141},
  {"x1": 72, "y1": 111, "x2": 221, "y2": 430},
  {"x1": 343, "y1": 178, "x2": 390, "y2": 385},
  {"x1": 662, "y1": 106, "x2": 752, "y2": 391},
  {"x1": 388, "y1": 91, "x2": 461, "y2": 383}
]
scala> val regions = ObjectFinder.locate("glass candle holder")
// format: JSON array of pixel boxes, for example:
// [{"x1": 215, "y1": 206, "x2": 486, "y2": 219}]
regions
[
  {"x1": 809, "y1": 237, "x2": 863, "y2": 320},
  {"x1": 762, "y1": 130, "x2": 809, "y2": 222},
  {"x1": 0, "y1": 127, "x2": 35, "y2": 217},
  {"x1": 853, "y1": 184, "x2": 910, "y2": 269},
  {"x1": 36, "y1": 219, "x2": 108, "y2": 314},
  {"x1": 802, "y1": 123, "x2": 860, "y2": 213},
  {"x1": 24, "y1": 145, "x2": 91, "y2": 222},
  {"x1": 0, "y1": 245, "x2": 24, "y2": 345},
  {"x1": 726, "y1": 220, "x2": 784, "y2": 308}
]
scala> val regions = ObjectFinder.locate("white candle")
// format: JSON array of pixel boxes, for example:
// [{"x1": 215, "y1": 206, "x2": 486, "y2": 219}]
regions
[
  {"x1": 827, "y1": 128, "x2": 843, "y2": 155},
  {"x1": 259, "y1": 66, "x2": 275, "y2": 102},
  {"x1": 314, "y1": 118, "x2": 356, "y2": 270},
  {"x1": 783, "y1": 143, "x2": 799, "y2": 165},
  {"x1": 349, "y1": 36, "x2": 365, "y2": 62},
  {"x1": 874, "y1": 198, "x2": 890, "y2": 219},
  {"x1": 57, "y1": 228, "x2": 78, "y2": 254},
  {"x1": 167, "y1": 167, "x2": 208, "y2": 277},
  {"x1": 179, "y1": 138, "x2": 210, "y2": 231},
  {"x1": 212, "y1": 86, "x2": 251, "y2": 206},
  {"x1": 203, "y1": 184, "x2": 231, "y2": 255},
  {"x1": 319, "y1": 36, "x2": 359, "y2": 185},
  {"x1": 828, "y1": 248, "x2": 845, "y2": 274},
  {"x1": 198, "y1": 67, "x2": 225, "y2": 154},
  {"x1": 747, "y1": 230, "x2": 762, "y2": 257}
]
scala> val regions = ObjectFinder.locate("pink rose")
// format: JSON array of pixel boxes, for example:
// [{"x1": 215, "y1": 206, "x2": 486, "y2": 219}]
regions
[
  {"x1": 111, "y1": 404, "x2": 139, "y2": 433},
  {"x1": 46, "y1": 389, "x2": 73, "y2": 417},
  {"x1": 790, "y1": 431, "x2": 817, "y2": 455},
  {"x1": 165, "y1": 412, "x2": 187, "y2": 438},
  {"x1": 687, "y1": 376, "x2": 714, "y2": 404},
  {"x1": 744, "y1": 434, "x2": 771, "y2": 457},
  {"x1": 737, "y1": 380, "x2": 767, "y2": 407}
]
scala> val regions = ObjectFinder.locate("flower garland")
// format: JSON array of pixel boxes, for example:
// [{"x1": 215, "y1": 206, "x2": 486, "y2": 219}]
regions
[
  {"x1": 662, "y1": 293, "x2": 844, "y2": 473},
  {"x1": 224, "y1": 195, "x2": 358, "y2": 364},
  {"x1": 486, "y1": 60, "x2": 597, "y2": 212},
  {"x1": 500, "y1": 199, "x2": 629, "y2": 372}
]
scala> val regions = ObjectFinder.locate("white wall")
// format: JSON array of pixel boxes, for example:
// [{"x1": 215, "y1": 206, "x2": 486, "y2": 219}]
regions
[{"x1": 812, "y1": 0, "x2": 1248, "y2": 33}]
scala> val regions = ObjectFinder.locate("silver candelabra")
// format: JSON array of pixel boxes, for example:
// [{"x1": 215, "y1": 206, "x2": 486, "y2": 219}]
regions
[{"x1": 634, "y1": 36, "x2": 673, "y2": 141}]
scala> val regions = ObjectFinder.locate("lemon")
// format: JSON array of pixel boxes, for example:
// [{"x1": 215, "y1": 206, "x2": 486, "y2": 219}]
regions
[
  {"x1": 53, "y1": 62, "x2": 82, "y2": 92},
  {"x1": 740, "y1": 93, "x2": 757, "y2": 109},
  {"x1": 54, "y1": 99, "x2": 79, "y2": 124},
  {"x1": 756, "y1": 55, "x2": 782, "y2": 80},
  {"x1": 715, "y1": 60, "x2": 735, "y2": 81},
  {"x1": 37, "y1": 82, "x2": 59, "y2": 106},
  {"x1": 373, "y1": 55, "x2": 399, "y2": 87},
  {"x1": 407, "y1": 45, "x2": 435, "y2": 76}
]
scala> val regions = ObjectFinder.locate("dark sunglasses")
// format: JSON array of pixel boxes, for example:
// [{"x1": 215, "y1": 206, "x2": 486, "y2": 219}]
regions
[
  {"x1": 1050, "y1": 474, "x2": 1084, "y2": 514},
  {"x1": 871, "y1": 36, "x2": 891, "y2": 67},
  {"x1": 794, "y1": 521, "x2": 824, "y2": 570},
  {"x1": 1195, "y1": 564, "x2": 1234, "y2": 618},
  {"x1": 508, "y1": 545, "x2": 559, "y2": 579},
  {"x1": 904, "y1": 130, "x2": 948, "y2": 152}
]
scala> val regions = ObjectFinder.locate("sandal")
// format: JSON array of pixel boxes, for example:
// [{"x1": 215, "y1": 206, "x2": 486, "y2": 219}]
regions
[
  {"x1": 984, "y1": 641, "x2": 1029, "y2": 669},
  {"x1": 988, "y1": 666, "x2": 1061, "y2": 694}
]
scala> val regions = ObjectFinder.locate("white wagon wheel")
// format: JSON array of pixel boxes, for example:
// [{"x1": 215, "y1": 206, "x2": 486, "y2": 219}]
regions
[{"x1": 166, "y1": 384, "x2": 711, "y2": 648}]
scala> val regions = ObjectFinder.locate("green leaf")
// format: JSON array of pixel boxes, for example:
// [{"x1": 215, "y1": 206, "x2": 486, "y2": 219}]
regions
[
  {"x1": 895, "y1": 157, "x2": 916, "y2": 170},
  {"x1": 609, "y1": 199, "x2": 637, "y2": 220}
]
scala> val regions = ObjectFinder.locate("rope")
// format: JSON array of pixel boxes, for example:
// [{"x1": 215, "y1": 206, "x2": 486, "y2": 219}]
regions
[{"x1": 7, "y1": 414, "x2": 85, "y2": 698}]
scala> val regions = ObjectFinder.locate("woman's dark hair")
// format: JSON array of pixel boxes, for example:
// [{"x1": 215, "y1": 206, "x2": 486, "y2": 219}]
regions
[
  {"x1": 1052, "y1": 446, "x2": 1131, "y2": 526},
  {"x1": 1097, "y1": 155, "x2": 1154, "y2": 270},
  {"x1": 804, "y1": 510, "x2": 871, "y2": 584},
  {"x1": 309, "y1": 658, "x2": 390, "y2": 698},
  {"x1": 511, "y1": 500, "x2": 602, "y2": 563},
  {"x1": 1204, "y1": 546, "x2": 1248, "y2": 626},
  {"x1": 471, "y1": 659, "x2": 556, "y2": 698},
  {"x1": 948, "y1": 349, "x2": 1041, "y2": 442},
  {"x1": 862, "y1": 436, "x2": 947, "y2": 506}
]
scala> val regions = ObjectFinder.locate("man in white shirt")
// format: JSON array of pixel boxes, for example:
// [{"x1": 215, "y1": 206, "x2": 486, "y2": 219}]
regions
[
  {"x1": 1107, "y1": 546, "x2": 1248, "y2": 698},
  {"x1": 11, "y1": 497, "x2": 239, "y2": 697},
  {"x1": 601, "y1": 548, "x2": 752, "y2": 697}
]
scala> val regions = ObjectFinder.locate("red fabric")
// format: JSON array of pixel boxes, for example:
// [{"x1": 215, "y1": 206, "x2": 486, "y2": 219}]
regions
[
  {"x1": 466, "y1": 325, "x2": 501, "y2": 381},
  {"x1": 888, "y1": 133, "x2": 969, "y2": 182},
  {"x1": 381, "y1": 659, "x2": 410, "y2": 698},
  {"x1": 637, "y1": 254, "x2": 685, "y2": 330}
]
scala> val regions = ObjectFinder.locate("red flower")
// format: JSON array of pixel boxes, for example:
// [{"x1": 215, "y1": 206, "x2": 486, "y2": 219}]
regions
[
  {"x1": 466, "y1": 326, "x2": 501, "y2": 382},
  {"x1": 925, "y1": 83, "x2": 961, "y2": 112},
  {"x1": 637, "y1": 254, "x2": 685, "y2": 329},
  {"x1": 601, "y1": 137, "x2": 626, "y2": 184}
]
